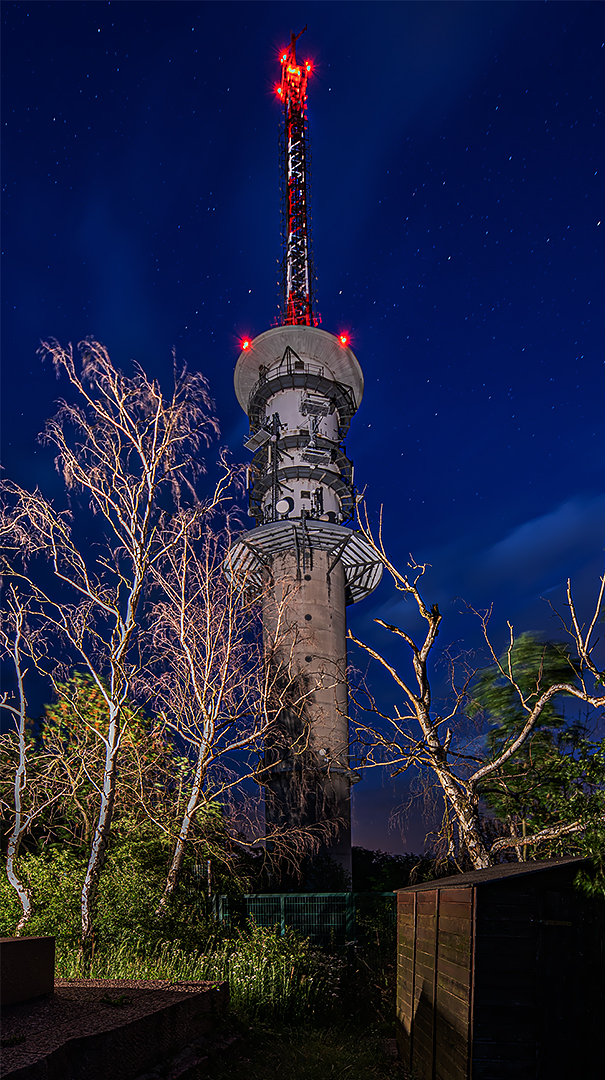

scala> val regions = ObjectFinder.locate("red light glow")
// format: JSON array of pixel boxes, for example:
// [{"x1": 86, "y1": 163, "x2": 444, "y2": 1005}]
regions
[
  {"x1": 241, "y1": 339, "x2": 250, "y2": 351},
  {"x1": 339, "y1": 334, "x2": 349, "y2": 346},
  {"x1": 276, "y1": 86, "x2": 283, "y2": 95}
]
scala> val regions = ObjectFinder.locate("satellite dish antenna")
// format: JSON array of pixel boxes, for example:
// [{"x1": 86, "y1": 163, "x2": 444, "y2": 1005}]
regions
[{"x1": 276, "y1": 497, "x2": 294, "y2": 516}]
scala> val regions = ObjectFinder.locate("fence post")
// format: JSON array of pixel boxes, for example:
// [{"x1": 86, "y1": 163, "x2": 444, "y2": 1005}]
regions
[
  {"x1": 346, "y1": 893, "x2": 355, "y2": 941},
  {"x1": 220, "y1": 895, "x2": 229, "y2": 925},
  {"x1": 280, "y1": 894, "x2": 286, "y2": 937},
  {"x1": 346, "y1": 893, "x2": 355, "y2": 964}
]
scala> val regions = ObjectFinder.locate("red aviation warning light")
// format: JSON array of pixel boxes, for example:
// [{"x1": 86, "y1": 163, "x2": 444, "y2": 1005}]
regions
[
  {"x1": 277, "y1": 26, "x2": 318, "y2": 328},
  {"x1": 241, "y1": 338, "x2": 251, "y2": 350},
  {"x1": 339, "y1": 334, "x2": 349, "y2": 346}
]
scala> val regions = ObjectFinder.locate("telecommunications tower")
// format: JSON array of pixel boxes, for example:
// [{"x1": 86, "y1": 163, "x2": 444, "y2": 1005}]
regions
[{"x1": 226, "y1": 29, "x2": 381, "y2": 877}]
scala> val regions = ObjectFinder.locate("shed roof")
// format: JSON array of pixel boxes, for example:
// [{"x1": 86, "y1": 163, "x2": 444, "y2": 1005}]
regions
[{"x1": 394, "y1": 856, "x2": 588, "y2": 894}]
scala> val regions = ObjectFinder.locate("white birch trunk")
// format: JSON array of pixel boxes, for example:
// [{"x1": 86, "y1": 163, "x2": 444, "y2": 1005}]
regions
[
  {"x1": 155, "y1": 745, "x2": 207, "y2": 917},
  {"x1": 6, "y1": 746, "x2": 33, "y2": 933},
  {"x1": 80, "y1": 733, "x2": 120, "y2": 946},
  {"x1": 3, "y1": 599, "x2": 33, "y2": 933}
]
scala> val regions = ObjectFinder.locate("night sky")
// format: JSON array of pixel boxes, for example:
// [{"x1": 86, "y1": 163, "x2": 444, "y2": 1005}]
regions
[{"x1": 2, "y1": 2, "x2": 604, "y2": 853}]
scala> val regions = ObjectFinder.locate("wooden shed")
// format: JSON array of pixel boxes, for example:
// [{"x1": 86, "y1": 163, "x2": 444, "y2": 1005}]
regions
[{"x1": 395, "y1": 857, "x2": 604, "y2": 1079}]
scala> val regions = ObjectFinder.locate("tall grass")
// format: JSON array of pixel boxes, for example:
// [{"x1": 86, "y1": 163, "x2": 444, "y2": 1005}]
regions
[{"x1": 55, "y1": 924, "x2": 345, "y2": 1023}]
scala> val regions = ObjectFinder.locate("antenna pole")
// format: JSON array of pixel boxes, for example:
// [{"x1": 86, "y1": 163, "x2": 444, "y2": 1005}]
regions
[{"x1": 277, "y1": 28, "x2": 317, "y2": 326}]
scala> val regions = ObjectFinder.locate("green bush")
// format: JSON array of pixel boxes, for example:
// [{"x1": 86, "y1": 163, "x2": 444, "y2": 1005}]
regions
[
  {"x1": 0, "y1": 848, "x2": 83, "y2": 940},
  {"x1": 0, "y1": 842, "x2": 197, "y2": 944}
]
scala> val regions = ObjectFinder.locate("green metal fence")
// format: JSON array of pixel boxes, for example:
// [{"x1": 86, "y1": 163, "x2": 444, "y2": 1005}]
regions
[{"x1": 216, "y1": 892, "x2": 396, "y2": 948}]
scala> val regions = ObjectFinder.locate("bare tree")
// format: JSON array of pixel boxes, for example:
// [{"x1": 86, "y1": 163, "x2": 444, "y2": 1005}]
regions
[
  {"x1": 0, "y1": 589, "x2": 93, "y2": 932},
  {"x1": 348, "y1": 504, "x2": 605, "y2": 870},
  {"x1": 0, "y1": 339, "x2": 232, "y2": 947},
  {"x1": 149, "y1": 515, "x2": 333, "y2": 913}
]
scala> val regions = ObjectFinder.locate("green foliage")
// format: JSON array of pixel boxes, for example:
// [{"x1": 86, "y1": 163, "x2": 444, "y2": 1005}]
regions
[
  {"x1": 565, "y1": 740, "x2": 605, "y2": 896},
  {"x1": 574, "y1": 835, "x2": 605, "y2": 897},
  {"x1": 219, "y1": 925, "x2": 345, "y2": 1022},
  {"x1": 0, "y1": 672, "x2": 177, "y2": 859},
  {"x1": 0, "y1": 843, "x2": 166, "y2": 943},
  {"x1": 37, "y1": 673, "x2": 186, "y2": 847},
  {"x1": 471, "y1": 635, "x2": 577, "y2": 833},
  {"x1": 0, "y1": 825, "x2": 262, "y2": 942},
  {"x1": 470, "y1": 633, "x2": 578, "y2": 735},
  {"x1": 469, "y1": 634, "x2": 605, "y2": 867},
  {"x1": 0, "y1": 847, "x2": 82, "y2": 939},
  {"x1": 0, "y1": 837, "x2": 194, "y2": 943}
]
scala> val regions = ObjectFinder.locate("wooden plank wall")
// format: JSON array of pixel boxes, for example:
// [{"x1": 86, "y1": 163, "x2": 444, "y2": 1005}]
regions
[
  {"x1": 413, "y1": 889, "x2": 438, "y2": 1079},
  {"x1": 535, "y1": 874, "x2": 605, "y2": 1077},
  {"x1": 397, "y1": 887, "x2": 474, "y2": 1080},
  {"x1": 396, "y1": 891, "x2": 415, "y2": 1069},
  {"x1": 472, "y1": 885, "x2": 537, "y2": 1080},
  {"x1": 434, "y1": 887, "x2": 473, "y2": 1080}
]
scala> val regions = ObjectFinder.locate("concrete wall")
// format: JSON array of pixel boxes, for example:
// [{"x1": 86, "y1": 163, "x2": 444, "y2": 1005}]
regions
[
  {"x1": 262, "y1": 549, "x2": 353, "y2": 875},
  {"x1": 1, "y1": 936, "x2": 55, "y2": 1006}
]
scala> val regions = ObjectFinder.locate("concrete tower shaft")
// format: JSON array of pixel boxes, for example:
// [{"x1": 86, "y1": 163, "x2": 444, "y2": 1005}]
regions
[{"x1": 261, "y1": 551, "x2": 353, "y2": 865}]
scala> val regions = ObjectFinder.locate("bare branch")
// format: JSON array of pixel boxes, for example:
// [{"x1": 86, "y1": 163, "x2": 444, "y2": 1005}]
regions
[{"x1": 490, "y1": 815, "x2": 605, "y2": 857}]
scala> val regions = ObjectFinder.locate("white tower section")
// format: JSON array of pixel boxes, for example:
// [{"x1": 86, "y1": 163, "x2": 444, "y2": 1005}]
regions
[{"x1": 227, "y1": 324, "x2": 382, "y2": 879}]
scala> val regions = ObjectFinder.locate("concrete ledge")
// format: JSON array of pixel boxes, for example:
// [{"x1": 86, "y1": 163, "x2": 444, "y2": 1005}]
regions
[
  {"x1": 0, "y1": 938, "x2": 56, "y2": 1007},
  {"x1": 0, "y1": 978, "x2": 229, "y2": 1080}
]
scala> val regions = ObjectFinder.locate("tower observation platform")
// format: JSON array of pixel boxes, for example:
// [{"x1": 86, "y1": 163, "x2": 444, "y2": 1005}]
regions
[{"x1": 227, "y1": 33, "x2": 382, "y2": 879}]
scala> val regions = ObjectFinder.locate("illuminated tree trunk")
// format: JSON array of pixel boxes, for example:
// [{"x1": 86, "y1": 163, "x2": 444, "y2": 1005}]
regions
[{"x1": 155, "y1": 746, "x2": 206, "y2": 918}]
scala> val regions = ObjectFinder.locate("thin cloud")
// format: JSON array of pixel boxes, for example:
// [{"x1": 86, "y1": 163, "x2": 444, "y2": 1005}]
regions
[{"x1": 479, "y1": 495, "x2": 605, "y2": 589}]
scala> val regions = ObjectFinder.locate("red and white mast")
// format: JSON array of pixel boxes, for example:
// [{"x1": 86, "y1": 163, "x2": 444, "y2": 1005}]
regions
[{"x1": 276, "y1": 27, "x2": 317, "y2": 326}]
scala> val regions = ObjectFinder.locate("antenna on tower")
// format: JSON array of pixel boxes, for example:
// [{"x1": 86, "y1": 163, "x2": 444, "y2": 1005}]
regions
[{"x1": 276, "y1": 27, "x2": 318, "y2": 327}]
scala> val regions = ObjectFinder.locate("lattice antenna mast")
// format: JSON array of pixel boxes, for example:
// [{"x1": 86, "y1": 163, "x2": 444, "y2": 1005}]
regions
[{"x1": 277, "y1": 27, "x2": 318, "y2": 327}]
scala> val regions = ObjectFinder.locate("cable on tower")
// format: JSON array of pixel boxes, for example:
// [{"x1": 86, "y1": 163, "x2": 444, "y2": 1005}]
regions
[{"x1": 276, "y1": 27, "x2": 318, "y2": 327}]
